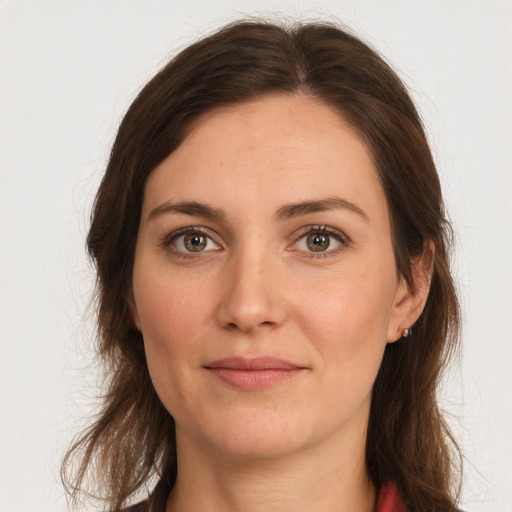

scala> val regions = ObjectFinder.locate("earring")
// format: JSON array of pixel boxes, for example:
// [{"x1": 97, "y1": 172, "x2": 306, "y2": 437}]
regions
[{"x1": 402, "y1": 328, "x2": 411, "y2": 338}]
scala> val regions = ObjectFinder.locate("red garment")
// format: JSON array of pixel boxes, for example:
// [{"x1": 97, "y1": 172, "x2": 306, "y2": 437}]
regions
[
  {"x1": 376, "y1": 482, "x2": 407, "y2": 512},
  {"x1": 123, "y1": 480, "x2": 406, "y2": 512}
]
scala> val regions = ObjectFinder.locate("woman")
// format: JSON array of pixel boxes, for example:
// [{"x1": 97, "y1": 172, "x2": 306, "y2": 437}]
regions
[{"x1": 62, "y1": 20, "x2": 461, "y2": 512}]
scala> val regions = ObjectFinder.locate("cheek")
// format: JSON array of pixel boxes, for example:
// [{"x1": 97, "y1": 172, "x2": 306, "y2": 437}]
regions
[
  {"x1": 294, "y1": 278, "x2": 391, "y2": 421},
  {"x1": 133, "y1": 282, "x2": 215, "y2": 424},
  {"x1": 297, "y1": 269, "x2": 396, "y2": 344},
  {"x1": 132, "y1": 261, "x2": 214, "y2": 390},
  {"x1": 292, "y1": 263, "x2": 397, "y2": 382},
  {"x1": 133, "y1": 254, "x2": 214, "y2": 338}
]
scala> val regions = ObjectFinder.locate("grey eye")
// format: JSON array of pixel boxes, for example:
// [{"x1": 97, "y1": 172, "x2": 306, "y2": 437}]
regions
[{"x1": 295, "y1": 231, "x2": 343, "y2": 253}]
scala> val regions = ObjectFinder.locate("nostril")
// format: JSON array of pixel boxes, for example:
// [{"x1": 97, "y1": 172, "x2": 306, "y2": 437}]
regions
[{"x1": 225, "y1": 320, "x2": 274, "y2": 331}]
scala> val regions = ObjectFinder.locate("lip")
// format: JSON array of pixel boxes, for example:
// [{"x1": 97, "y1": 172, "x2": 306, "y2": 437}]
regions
[{"x1": 204, "y1": 357, "x2": 307, "y2": 391}]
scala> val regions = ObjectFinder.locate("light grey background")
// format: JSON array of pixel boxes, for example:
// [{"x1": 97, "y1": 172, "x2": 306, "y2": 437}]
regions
[{"x1": 1, "y1": 1, "x2": 511, "y2": 511}]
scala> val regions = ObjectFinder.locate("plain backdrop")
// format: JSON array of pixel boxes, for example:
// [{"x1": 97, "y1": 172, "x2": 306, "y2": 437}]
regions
[{"x1": 1, "y1": 1, "x2": 511, "y2": 511}]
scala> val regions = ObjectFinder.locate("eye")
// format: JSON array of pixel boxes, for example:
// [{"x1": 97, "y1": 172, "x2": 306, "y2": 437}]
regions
[
  {"x1": 304, "y1": 233, "x2": 331, "y2": 252},
  {"x1": 164, "y1": 227, "x2": 220, "y2": 254},
  {"x1": 293, "y1": 226, "x2": 346, "y2": 255}
]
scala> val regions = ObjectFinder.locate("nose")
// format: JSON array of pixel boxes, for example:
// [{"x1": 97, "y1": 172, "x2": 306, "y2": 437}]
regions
[{"x1": 216, "y1": 246, "x2": 287, "y2": 333}]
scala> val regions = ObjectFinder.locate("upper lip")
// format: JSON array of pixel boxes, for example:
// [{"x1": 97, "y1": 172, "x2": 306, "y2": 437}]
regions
[{"x1": 204, "y1": 357, "x2": 305, "y2": 370}]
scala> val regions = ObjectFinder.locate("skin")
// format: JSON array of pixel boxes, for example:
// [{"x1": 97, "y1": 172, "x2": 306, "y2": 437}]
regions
[{"x1": 131, "y1": 94, "x2": 431, "y2": 512}]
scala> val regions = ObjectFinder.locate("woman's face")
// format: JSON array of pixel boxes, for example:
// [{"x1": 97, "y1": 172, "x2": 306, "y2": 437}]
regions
[{"x1": 132, "y1": 94, "x2": 413, "y2": 461}]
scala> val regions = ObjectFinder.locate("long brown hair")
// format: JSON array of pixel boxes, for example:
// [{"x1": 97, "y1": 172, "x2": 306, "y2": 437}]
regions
[{"x1": 62, "y1": 20, "x2": 461, "y2": 511}]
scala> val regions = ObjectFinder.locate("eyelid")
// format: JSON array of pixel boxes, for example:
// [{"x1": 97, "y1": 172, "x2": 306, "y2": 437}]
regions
[
  {"x1": 160, "y1": 224, "x2": 349, "y2": 258},
  {"x1": 161, "y1": 226, "x2": 222, "y2": 254},
  {"x1": 289, "y1": 225, "x2": 350, "y2": 255}
]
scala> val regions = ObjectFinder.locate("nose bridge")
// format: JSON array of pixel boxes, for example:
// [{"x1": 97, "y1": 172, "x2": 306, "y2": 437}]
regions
[{"x1": 217, "y1": 238, "x2": 285, "y2": 332}]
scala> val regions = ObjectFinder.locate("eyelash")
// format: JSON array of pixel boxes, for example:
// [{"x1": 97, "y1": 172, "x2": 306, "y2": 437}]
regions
[
  {"x1": 160, "y1": 226, "x2": 220, "y2": 260},
  {"x1": 160, "y1": 225, "x2": 350, "y2": 259},
  {"x1": 291, "y1": 225, "x2": 350, "y2": 259}
]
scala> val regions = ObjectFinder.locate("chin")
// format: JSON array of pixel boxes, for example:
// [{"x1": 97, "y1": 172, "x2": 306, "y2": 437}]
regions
[
  {"x1": 213, "y1": 433, "x2": 307, "y2": 461},
  {"x1": 197, "y1": 409, "x2": 319, "y2": 461}
]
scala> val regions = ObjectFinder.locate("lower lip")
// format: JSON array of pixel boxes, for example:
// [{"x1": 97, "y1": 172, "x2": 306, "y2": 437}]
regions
[{"x1": 206, "y1": 368, "x2": 304, "y2": 390}]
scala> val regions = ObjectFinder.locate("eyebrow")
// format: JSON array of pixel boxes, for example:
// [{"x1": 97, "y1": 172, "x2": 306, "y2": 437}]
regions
[
  {"x1": 147, "y1": 201, "x2": 226, "y2": 222},
  {"x1": 274, "y1": 197, "x2": 369, "y2": 222},
  {"x1": 147, "y1": 196, "x2": 369, "y2": 223}
]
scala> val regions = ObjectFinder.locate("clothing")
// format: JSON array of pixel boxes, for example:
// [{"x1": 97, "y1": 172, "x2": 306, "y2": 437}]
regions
[
  {"x1": 376, "y1": 483, "x2": 406, "y2": 512},
  {"x1": 121, "y1": 480, "x2": 406, "y2": 512}
]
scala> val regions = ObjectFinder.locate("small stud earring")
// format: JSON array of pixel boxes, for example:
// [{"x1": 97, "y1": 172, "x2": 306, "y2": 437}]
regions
[{"x1": 402, "y1": 328, "x2": 410, "y2": 338}]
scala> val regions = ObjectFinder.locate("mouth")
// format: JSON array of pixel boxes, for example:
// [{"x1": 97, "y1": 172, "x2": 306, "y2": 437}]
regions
[{"x1": 203, "y1": 357, "x2": 307, "y2": 391}]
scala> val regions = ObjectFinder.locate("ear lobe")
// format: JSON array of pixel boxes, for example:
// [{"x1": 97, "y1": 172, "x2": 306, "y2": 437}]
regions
[{"x1": 387, "y1": 241, "x2": 434, "y2": 343}]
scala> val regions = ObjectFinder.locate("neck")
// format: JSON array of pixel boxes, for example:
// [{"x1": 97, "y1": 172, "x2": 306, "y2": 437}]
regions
[{"x1": 166, "y1": 425, "x2": 376, "y2": 512}]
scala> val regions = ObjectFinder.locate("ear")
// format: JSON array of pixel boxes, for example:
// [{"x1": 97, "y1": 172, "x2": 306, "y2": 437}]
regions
[
  {"x1": 127, "y1": 292, "x2": 142, "y2": 332},
  {"x1": 386, "y1": 241, "x2": 434, "y2": 343}
]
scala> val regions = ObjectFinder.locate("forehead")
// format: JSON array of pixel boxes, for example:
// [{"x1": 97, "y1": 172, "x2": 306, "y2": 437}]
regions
[{"x1": 142, "y1": 94, "x2": 388, "y2": 224}]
